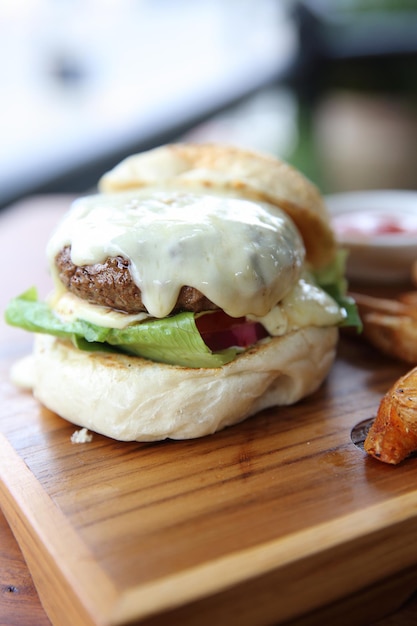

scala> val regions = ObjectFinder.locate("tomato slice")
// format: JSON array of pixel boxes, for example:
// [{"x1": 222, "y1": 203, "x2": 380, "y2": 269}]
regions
[{"x1": 195, "y1": 310, "x2": 269, "y2": 351}]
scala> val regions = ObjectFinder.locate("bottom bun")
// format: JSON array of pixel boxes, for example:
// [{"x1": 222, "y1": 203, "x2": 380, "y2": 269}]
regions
[{"x1": 31, "y1": 327, "x2": 338, "y2": 441}]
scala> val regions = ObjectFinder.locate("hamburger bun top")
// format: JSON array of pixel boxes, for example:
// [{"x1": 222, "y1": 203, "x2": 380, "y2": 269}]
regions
[{"x1": 98, "y1": 143, "x2": 336, "y2": 269}]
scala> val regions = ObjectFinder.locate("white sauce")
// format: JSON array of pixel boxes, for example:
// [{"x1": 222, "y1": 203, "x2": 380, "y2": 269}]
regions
[{"x1": 47, "y1": 190, "x2": 305, "y2": 318}]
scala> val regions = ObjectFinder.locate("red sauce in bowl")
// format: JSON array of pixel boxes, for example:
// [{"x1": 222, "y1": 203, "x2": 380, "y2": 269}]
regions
[{"x1": 332, "y1": 211, "x2": 417, "y2": 239}]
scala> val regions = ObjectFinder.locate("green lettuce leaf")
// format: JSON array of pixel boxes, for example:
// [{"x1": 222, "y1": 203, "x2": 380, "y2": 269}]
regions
[{"x1": 4, "y1": 288, "x2": 238, "y2": 368}]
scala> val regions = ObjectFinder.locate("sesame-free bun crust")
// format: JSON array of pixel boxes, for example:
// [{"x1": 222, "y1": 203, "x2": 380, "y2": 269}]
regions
[
  {"x1": 98, "y1": 143, "x2": 336, "y2": 269},
  {"x1": 31, "y1": 327, "x2": 338, "y2": 442}
]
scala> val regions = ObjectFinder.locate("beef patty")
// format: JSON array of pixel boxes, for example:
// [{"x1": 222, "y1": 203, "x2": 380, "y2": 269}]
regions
[{"x1": 55, "y1": 246, "x2": 218, "y2": 315}]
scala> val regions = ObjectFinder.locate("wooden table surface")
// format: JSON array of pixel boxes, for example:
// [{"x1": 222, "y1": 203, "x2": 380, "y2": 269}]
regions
[{"x1": 2, "y1": 196, "x2": 417, "y2": 626}]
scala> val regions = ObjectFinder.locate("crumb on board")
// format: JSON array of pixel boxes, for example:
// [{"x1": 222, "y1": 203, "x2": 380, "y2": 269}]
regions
[{"x1": 71, "y1": 428, "x2": 93, "y2": 444}]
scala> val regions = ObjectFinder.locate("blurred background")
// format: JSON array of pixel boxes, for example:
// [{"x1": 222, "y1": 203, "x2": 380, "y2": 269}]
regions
[{"x1": 1, "y1": 0, "x2": 417, "y2": 211}]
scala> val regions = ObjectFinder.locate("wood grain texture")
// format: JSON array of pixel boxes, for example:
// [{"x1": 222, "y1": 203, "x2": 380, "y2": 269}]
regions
[
  {"x1": 2, "y1": 196, "x2": 417, "y2": 626},
  {"x1": 0, "y1": 507, "x2": 52, "y2": 626},
  {"x1": 2, "y1": 505, "x2": 417, "y2": 626}
]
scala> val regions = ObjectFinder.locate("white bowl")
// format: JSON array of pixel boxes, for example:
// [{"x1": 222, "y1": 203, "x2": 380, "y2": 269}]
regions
[{"x1": 325, "y1": 190, "x2": 417, "y2": 284}]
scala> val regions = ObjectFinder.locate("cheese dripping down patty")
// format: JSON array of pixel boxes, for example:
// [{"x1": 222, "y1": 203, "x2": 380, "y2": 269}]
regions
[{"x1": 47, "y1": 190, "x2": 305, "y2": 319}]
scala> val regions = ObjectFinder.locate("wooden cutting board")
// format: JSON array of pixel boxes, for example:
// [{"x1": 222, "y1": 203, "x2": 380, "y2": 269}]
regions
[{"x1": 1, "y1": 196, "x2": 417, "y2": 626}]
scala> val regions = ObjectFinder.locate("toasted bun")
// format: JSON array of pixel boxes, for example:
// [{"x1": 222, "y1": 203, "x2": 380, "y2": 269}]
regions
[
  {"x1": 98, "y1": 143, "x2": 336, "y2": 269},
  {"x1": 29, "y1": 328, "x2": 338, "y2": 441}
]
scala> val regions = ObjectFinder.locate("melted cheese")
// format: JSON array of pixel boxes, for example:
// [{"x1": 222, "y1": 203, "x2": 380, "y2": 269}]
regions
[
  {"x1": 47, "y1": 190, "x2": 305, "y2": 318},
  {"x1": 51, "y1": 291, "x2": 150, "y2": 328},
  {"x1": 248, "y1": 273, "x2": 345, "y2": 336}
]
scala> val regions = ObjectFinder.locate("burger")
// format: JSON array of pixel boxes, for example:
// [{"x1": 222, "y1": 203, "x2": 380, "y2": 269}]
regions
[{"x1": 5, "y1": 144, "x2": 359, "y2": 441}]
